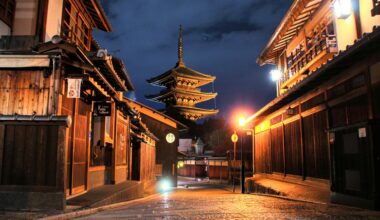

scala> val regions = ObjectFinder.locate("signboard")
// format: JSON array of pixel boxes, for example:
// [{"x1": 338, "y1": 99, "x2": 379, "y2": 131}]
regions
[
  {"x1": 166, "y1": 133, "x2": 175, "y2": 143},
  {"x1": 231, "y1": 133, "x2": 238, "y2": 143},
  {"x1": 358, "y1": 127, "x2": 367, "y2": 138},
  {"x1": 94, "y1": 102, "x2": 112, "y2": 116},
  {"x1": 67, "y1": 78, "x2": 82, "y2": 98}
]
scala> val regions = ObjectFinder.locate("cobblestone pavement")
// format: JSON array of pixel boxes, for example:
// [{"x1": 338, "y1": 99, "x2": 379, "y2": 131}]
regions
[{"x1": 77, "y1": 185, "x2": 380, "y2": 219}]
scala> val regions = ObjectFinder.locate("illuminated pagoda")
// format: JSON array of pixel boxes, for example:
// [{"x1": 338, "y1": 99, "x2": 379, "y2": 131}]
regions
[{"x1": 146, "y1": 26, "x2": 218, "y2": 121}]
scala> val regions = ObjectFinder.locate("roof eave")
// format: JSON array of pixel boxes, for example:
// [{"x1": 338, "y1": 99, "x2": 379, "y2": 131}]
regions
[{"x1": 88, "y1": 0, "x2": 112, "y2": 32}]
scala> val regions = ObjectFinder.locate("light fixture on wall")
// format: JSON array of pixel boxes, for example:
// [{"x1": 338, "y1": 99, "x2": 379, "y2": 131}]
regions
[
  {"x1": 270, "y1": 69, "x2": 282, "y2": 97},
  {"x1": 333, "y1": 0, "x2": 352, "y2": 19},
  {"x1": 270, "y1": 69, "x2": 282, "y2": 82}
]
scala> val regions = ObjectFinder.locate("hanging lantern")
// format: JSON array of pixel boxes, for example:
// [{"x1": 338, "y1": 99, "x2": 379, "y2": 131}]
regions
[{"x1": 333, "y1": 0, "x2": 352, "y2": 19}]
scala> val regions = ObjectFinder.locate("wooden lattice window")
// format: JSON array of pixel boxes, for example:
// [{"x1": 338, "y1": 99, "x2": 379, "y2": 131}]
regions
[
  {"x1": 0, "y1": 0, "x2": 15, "y2": 27},
  {"x1": 62, "y1": 0, "x2": 91, "y2": 51}
]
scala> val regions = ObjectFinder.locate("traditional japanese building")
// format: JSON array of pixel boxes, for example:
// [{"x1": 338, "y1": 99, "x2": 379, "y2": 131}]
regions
[
  {"x1": 124, "y1": 98, "x2": 187, "y2": 187},
  {"x1": 249, "y1": 0, "x2": 380, "y2": 209},
  {"x1": 146, "y1": 26, "x2": 218, "y2": 121},
  {"x1": 0, "y1": 0, "x2": 156, "y2": 211}
]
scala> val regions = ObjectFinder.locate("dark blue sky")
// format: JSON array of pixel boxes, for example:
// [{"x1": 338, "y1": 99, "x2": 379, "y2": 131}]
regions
[{"x1": 95, "y1": 0, "x2": 293, "y2": 120}]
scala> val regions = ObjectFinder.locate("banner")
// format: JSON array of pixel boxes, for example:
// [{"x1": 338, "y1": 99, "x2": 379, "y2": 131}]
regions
[{"x1": 67, "y1": 78, "x2": 82, "y2": 98}]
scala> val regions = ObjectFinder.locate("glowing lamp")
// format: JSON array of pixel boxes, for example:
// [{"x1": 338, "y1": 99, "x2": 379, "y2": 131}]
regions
[
  {"x1": 178, "y1": 161, "x2": 184, "y2": 168},
  {"x1": 238, "y1": 117, "x2": 246, "y2": 127},
  {"x1": 159, "y1": 178, "x2": 171, "y2": 192},
  {"x1": 333, "y1": 0, "x2": 352, "y2": 19},
  {"x1": 270, "y1": 69, "x2": 282, "y2": 82}
]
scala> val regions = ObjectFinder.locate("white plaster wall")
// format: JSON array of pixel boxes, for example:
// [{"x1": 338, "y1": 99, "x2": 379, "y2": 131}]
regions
[
  {"x1": 0, "y1": 20, "x2": 11, "y2": 37},
  {"x1": 44, "y1": 0, "x2": 63, "y2": 42},
  {"x1": 334, "y1": 11, "x2": 358, "y2": 51},
  {"x1": 359, "y1": 0, "x2": 380, "y2": 34}
]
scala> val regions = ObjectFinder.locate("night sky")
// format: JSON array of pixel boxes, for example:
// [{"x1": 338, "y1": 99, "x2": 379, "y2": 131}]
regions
[{"x1": 95, "y1": 0, "x2": 293, "y2": 121}]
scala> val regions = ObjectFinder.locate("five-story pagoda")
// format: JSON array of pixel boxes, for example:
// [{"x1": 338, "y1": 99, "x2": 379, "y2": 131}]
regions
[{"x1": 146, "y1": 26, "x2": 218, "y2": 121}]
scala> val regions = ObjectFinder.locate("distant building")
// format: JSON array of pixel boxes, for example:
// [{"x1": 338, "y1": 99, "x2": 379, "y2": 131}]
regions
[
  {"x1": 146, "y1": 25, "x2": 218, "y2": 121},
  {"x1": 124, "y1": 98, "x2": 187, "y2": 187},
  {"x1": 253, "y1": 0, "x2": 380, "y2": 209}
]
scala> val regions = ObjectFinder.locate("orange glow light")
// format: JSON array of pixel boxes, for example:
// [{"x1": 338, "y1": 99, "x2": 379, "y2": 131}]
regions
[
  {"x1": 238, "y1": 117, "x2": 246, "y2": 127},
  {"x1": 230, "y1": 106, "x2": 254, "y2": 128}
]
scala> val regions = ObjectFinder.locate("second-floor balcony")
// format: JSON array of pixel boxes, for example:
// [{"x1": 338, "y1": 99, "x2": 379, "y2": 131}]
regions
[{"x1": 280, "y1": 32, "x2": 338, "y2": 91}]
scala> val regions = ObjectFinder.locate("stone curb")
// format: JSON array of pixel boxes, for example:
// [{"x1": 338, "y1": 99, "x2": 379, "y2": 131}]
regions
[
  {"x1": 249, "y1": 192, "x2": 328, "y2": 205},
  {"x1": 41, "y1": 193, "x2": 160, "y2": 220},
  {"x1": 249, "y1": 192, "x2": 374, "y2": 211}
]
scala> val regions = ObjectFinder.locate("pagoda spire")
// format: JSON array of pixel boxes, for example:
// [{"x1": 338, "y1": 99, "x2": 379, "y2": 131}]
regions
[{"x1": 177, "y1": 24, "x2": 185, "y2": 67}]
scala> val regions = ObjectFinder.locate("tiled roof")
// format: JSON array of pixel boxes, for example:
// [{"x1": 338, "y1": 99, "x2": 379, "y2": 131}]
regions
[{"x1": 147, "y1": 65, "x2": 215, "y2": 86}]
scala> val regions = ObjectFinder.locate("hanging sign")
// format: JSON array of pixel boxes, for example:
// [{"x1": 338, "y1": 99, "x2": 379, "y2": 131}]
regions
[
  {"x1": 166, "y1": 133, "x2": 175, "y2": 143},
  {"x1": 67, "y1": 78, "x2": 82, "y2": 98},
  {"x1": 94, "y1": 102, "x2": 112, "y2": 116},
  {"x1": 358, "y1": 127, "x2": 367, "y2": 138}
]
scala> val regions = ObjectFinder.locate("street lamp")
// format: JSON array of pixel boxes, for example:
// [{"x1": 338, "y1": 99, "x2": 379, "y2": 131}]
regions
[
  {"x1": 333, "y1": 0, "x2": 352, "y2": 19},
  {"x1": 270, "y1": 69, "x2": 282, "y2": 97},
  {"x1": 238, "y1": 116, "x2": 247, "y2": 194}
]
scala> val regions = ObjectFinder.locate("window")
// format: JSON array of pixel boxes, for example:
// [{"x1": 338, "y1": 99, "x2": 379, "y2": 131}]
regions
[
  {"x1": 62, "y1": 0, "x2": 91, "y2": 50},
  {"x1": 0, "y1": 0, "x2": 15, "y2": 27}
]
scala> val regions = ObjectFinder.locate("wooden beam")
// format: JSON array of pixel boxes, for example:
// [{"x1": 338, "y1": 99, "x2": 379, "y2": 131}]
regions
[{"x1": 62, "y1": 59, "x2": 94, "y2": 72}]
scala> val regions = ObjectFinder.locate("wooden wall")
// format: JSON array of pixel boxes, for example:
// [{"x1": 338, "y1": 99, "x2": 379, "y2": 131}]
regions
[
  {"x1": 303, "y1": 111, "x2": 329, "y2": 179},
  {"x1": 0, "y1": 70, "x2": 53, "y2": 115},
  {"x1": 0, "y1": 121, "x2": 66, "y2": 189},
  {"x1": 139, "y1": 141, "x2": 156, "y2": 184},
  {"x1": 271, "y1": 126, "x2": 284, "y2": 173},
  {"x1": 61, "y1": 96, "x2": 91, "y2": 195},
  {"x1": 115, "y1": 114, "x2": 128, "y2": 166},
  {"x1": 253, "y1": 57, "x2": 377, "y2": 182},
  {"x1": 140, "y1": 114, "x2": 179, "y2": 182},
  {"x1": 255, "y1": 130, "x2": 271, "y2": 174},
  {"x1": 0, "y1": 124, "x2": 58, "y2": 186}
]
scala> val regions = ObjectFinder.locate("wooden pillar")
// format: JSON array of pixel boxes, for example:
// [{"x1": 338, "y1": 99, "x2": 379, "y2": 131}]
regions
[
  {"x1": 282, "y1": 123, "x2": 286, "y2": 176},
  {"x1": 57, "y1": 125, "x2": 68, "y2": 195},
  {"x1": 69, "y1": 98, "x2": 78, "y2": 195},
  {"x1": 0, "y1": 125, "x2": 4, "y2": 184},
  {"x1": 352, "y1": 0, "x2": 363, "y2": 38},
  {"x1": 299, "y1": 106, "x2": 306, "y2": 180},
  {"x1": 111, "y1": 103, "x2": 117, "y2": 184},
  {"x1": 85, "y1": 108, "x2": 92, "y2": 190}
]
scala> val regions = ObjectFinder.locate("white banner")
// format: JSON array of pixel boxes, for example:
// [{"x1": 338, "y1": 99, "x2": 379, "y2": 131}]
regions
[{"x1": 67, "y1": 78, "x2": 82, "y2": 98}]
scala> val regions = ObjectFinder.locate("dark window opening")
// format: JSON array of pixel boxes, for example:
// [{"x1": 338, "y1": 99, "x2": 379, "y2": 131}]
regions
[{"x1": 0, "y1": 0, "x2": 15, "y2": 27}]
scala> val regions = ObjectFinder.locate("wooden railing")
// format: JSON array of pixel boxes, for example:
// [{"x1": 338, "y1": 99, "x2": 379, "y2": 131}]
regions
[{"x1": 280, "y1": 36, "x2": 337, "y2": 87}]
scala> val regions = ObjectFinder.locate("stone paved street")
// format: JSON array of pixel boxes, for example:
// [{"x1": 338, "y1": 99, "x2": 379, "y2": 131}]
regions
[{"x1": 77, "y1": 185, "x2": 380, "y2": 219}]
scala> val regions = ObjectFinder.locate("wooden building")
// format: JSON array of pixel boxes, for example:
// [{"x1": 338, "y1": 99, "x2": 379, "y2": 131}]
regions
[
  {"x1": 0, "y1": 0, "x2": 154, "y2": 211},
  {"x1": 253, "y1": 0, "x2": 380, "y2": 209},
  {"x1": 125, "y1": 98, "x2": 187, "y2": 187},
  {"x1": 146, "y1": 26, "x2": 218, "y2": 121}
]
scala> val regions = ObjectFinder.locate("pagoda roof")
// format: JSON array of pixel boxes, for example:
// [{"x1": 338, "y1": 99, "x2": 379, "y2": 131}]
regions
[
  {"x1": 147, "y1": 64, "x2": 216, "y2": 87},
  {"x1": 145, "y1": 88, "x2": 217, "y2": 103},
  {"x1": 172, "y1": 105, "x2": 219, "y2": 119}
]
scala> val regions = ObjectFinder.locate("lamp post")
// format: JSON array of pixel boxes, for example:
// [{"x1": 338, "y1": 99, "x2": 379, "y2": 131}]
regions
[
  {"x1": 238, "y1": 117, "x2": 246, "y2": 194},
  {"x1": 240, "y1": 130, "x2": 245, "y2": 194}
]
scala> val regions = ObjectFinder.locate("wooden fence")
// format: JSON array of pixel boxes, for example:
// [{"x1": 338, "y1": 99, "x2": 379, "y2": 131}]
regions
[{"x1": 0, "y1": 117, "x2": 69, "y2": 210}]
